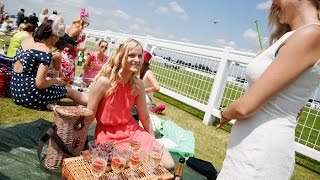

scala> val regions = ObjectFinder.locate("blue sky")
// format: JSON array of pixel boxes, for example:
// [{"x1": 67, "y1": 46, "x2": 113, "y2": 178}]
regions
[{"x1": 4, "y1": 0, "x2": 272, "y2": 53}]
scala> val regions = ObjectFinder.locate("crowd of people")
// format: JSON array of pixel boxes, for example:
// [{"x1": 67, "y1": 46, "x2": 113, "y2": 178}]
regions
[
  {"x1": 1, "y1": 0, "x2": 320, "y2": 178},
  {"x1": 2, "y1": 3, "x2": 173, "y2": 171}
]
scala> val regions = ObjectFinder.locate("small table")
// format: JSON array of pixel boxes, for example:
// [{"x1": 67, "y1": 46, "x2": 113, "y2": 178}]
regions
[{"x1": 62, "y1": 156, "x2": 174, "y2": 180}]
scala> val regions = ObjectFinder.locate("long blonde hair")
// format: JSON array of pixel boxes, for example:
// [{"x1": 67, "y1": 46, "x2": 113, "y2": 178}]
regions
[
  {"x1": 268, "y1": 0, "x2": 320, "y2": 45},
  {"x1": 96, "y1": 38, "x2": 143, "y2": 92}
]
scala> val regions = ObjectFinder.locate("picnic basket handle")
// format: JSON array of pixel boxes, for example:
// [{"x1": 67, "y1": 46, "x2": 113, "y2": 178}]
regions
[{"x1": 37, "y1": 124, "x2": 76, "y2": 162}]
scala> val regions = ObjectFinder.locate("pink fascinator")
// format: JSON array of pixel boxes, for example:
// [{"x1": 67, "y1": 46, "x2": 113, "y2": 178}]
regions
[
  {"x1": 144, "y1": 51, "x2": 152, "y2": 63},
  {"x1": 80, "y1": 8, "x2": 90, "y2": 24}
]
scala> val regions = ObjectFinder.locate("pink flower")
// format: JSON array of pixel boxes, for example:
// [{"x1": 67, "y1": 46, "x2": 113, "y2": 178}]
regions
[{"x1": 80, "y1": 8, "x2": 90, "y2": 24}]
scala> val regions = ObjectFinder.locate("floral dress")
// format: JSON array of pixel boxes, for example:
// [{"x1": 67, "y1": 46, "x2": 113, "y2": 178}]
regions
[
  {"x1": 60, "y1": 34, "x2": 85, "y2": 78},
  {"x1": 10, "y1": 47, "x2": 67, "y2": 110}
]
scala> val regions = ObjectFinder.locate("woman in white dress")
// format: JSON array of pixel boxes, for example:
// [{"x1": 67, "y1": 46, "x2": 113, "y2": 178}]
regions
[
  {"x1": 38, "y1": 8, "x2": 48, "y2": 26},
  {"x1": 217, "y1": 0, "x2": 320, "y2": 179}
]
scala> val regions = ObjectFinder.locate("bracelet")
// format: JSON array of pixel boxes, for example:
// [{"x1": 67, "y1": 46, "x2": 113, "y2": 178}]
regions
[{"x1": 220, "y1": 110, "x2": 231, "y2": 121}]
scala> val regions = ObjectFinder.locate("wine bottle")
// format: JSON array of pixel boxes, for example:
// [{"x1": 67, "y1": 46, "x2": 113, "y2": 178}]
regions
[
  {"x1": 173, "y1": 157, "x2": 185, "y2": 180},
  {"x1": 77, "y1": 51, "x2": 85, "y2": 66}
]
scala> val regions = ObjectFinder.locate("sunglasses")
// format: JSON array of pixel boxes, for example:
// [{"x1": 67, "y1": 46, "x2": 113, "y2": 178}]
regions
[{"x1": 100, "y1": 45, "x2": 107, "y2": 49}]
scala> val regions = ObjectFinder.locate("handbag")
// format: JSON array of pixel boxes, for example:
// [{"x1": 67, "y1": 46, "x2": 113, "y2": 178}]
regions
[
  {"x1": 0, "y1": 67, "x2": 12, "y2": 97},
  {"x1": 186, "y1": 157, "x2": 218, "y2": 180},
  {"x1": 0, "y1": 54, "x2": 13, "y2": 97},
  {"x1": 37, "y1": 106, "x2": 94, "y2": 170}
]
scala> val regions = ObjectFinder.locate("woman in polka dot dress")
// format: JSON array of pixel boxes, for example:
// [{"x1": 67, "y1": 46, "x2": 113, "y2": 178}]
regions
[{"x1": 10, "y1": 15, "x2": 87, "y2": 110}]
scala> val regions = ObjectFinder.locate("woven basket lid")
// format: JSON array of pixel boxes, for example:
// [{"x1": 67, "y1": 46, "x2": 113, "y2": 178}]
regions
[{"x1": 54, "y1": 106, "x2": 94, "y2": 117}]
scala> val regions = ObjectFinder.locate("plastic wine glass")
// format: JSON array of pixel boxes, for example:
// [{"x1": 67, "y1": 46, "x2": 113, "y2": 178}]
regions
[
  {"x1": 89, "y1": 141, "x2": 108, "y2": 179},
  {"x1": 128, "y1": 151, "x2": 142, "y2": 169},
  {"x1": 111, "y1": 143, "x2": 128, "y2": 176},
  {"x1": 148, "y1": 141, "x2": 164, "y2": 173},
  {"x1": 129, "y1": 130, "x2": 141, "y2": 153}
]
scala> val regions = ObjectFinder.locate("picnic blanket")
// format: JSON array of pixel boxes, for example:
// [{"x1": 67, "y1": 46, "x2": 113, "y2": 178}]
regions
[
  {"x1": 150, "y1": 114, "x2": 195, "y2": 159},
  {"x1": 0, "y1": 119, "x2": 207, "y2": 180}
]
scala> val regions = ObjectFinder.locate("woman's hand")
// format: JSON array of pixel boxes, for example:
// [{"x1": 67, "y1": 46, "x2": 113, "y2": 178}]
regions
[
  {"x1": 215, "y1": 117, "x2": 231, "y2": 130},
  {"x1": 215, "y1": 110, "x2": 232, "y2": 130},
  {"x1": 60, "y1": 76, "x2": 73, "y2": 84},
  {"x1": 55, "y1": 77, "x2": 67, "y2": 86}
]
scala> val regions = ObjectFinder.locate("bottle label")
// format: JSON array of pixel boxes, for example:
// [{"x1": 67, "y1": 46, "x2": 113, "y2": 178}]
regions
[{"x1": 174, "y1": 177, "x2": 182, "y2": 180}]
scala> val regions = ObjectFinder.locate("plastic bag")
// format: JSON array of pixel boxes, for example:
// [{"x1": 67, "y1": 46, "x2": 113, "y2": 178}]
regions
[{"x1": 162, "y1": 120, "x2": 195, "y2": 160}]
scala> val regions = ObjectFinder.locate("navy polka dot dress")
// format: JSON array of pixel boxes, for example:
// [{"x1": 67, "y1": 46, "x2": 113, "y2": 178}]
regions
[{"x1": 10, "y1": 46, "x2": 67, "y2": 110}]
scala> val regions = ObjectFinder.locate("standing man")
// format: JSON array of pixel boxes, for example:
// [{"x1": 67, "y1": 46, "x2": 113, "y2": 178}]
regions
[
  {"x1": 27, "y1": 12, "x2": 38, "y2": 29},
  {"x1": 16, "y1": 9, "x2": 25, "y2": 27}
]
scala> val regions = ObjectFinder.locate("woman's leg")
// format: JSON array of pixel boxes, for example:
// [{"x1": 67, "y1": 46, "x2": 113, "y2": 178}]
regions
[
  {"x1": 161, "y1": 147, "x2": 175, "y2": 170},
  {"x1": 65, "y1": 85, "x2": 88, "y2": 105}
]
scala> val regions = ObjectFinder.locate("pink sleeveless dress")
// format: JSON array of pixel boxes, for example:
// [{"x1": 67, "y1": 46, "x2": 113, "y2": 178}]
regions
[
  {"x1": 82, "y1": 52, "x2": 108, "y2": 82},
  {"x1": 94, "y1": 82, "x2": 156, "y2": 153}
]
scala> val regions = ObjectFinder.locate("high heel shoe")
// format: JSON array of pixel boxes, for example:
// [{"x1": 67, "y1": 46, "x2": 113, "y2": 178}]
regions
[{"x1": 149, "y1": 104, "x2": 166, "y2": 114}]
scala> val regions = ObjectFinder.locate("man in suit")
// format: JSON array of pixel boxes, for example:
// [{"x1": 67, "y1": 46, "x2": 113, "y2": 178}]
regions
[{"x1": 16, "y1": 9, "x2": 25, "y2": 27}]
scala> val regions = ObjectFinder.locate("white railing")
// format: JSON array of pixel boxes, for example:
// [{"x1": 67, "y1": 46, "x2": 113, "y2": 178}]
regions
[{"x1": 84, "y1": 29, "x2": 320, "y2": 162}]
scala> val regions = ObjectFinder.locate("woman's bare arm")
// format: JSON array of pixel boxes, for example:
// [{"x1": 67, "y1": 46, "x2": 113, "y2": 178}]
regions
[{"x1": 219, "y1": 25, "x2": 320, "y2": 124}]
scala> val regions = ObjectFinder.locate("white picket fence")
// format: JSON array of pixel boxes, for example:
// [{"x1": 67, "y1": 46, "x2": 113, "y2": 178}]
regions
[{"x1": 83, "y1": 29, "x2": 320, "y2": 162}]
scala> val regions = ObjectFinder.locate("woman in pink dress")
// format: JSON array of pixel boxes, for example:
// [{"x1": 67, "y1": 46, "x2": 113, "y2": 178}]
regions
[
  {"x1": 82, "y1": 40, "x2": 108, "y2": 84},
  {"x1": 87, "y1": 39, "x2": 174, "y2": 170}
]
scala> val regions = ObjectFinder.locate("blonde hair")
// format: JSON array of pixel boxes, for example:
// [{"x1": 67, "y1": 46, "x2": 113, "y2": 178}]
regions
[
  {"x1": 72, "y1": 17, "x2": 88, "y2": 30},
  {"x1": 17, "y1": 23, "x2": 26, "y2": 31},
  {"x1": 96, "y1": 38, "x2": 143, "y2": 92},
  {"x1": 41, "y1": 8, "x2": 48, "y2": 15},
  {"x1": 268, "y1": 0, "x2": 320, "y2": 45}
]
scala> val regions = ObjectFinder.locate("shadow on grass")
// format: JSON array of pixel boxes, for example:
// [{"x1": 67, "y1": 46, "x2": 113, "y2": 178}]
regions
[{"x1": 0, "y1": 118, "x2": 51, "y2": 152}]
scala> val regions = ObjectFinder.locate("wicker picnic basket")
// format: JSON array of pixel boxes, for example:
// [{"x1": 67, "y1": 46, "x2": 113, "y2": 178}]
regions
[
  {"x1": 62, "y1": 156, "x2": 174, "y2": 180},
  {"x1": 44, "y1": 106, "x2": 94, "y2": 170}
]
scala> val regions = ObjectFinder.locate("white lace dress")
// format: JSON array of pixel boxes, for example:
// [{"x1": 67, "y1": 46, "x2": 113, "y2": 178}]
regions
[{"x1": 217, "y1": 24, "x2": 320, "y2": 180}]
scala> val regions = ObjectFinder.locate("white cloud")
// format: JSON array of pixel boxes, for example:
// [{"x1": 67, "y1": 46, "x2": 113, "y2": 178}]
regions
[
  {"x1": 134, "y1": 17, "x2": 146, "y2": 25},
  {"x1": 242, "y1": 28, "x2": 269, "y2": 48},
  {"x1": 214, "y1": 39, "x2": 237, "y2": 49},
  {"x1": 99, "y1": 19, "x2": 120, "y2": 31},
  {"x1": 29, "y1": 0, "x2": 45, "y2": 3},
  {"x1": 243, "y1": 28, "x2": 258, "y2": 43},
  {"x1": 169, "y1": 1, "x2": 187, "y2": 19},
  {"x1": 114, "y1": 10, "x2": 131, "y2": 20},
  {"x1": 180, "y1": 37, "x2": 191, "y2": 43},
  {"x1": 239, "y1": 48, "x2": 254, "y2": 53},
  {"x1": 147, "y1": 0, "x2": 156, "y2": 7},
  {"x1": 154, "y1": 1, "x2": 188, "y2": 20},
  {"x1": 87, "y1": 6, "x2": 104, "y2": 16},
  {"x1": 155, "y1": 6, "x2": 169, "y2": 15},
  {"x1": 128, "y1": 23, "x2": 141, "y2": 33},
  {"x1": 256, "y1": 0, "x2": 272, "y2": 10},
  {"x1": 168, "y1": 34, "x2": 175, "y2": 39}
]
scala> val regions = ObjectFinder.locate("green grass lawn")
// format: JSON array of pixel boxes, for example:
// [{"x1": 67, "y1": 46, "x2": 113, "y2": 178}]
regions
[
  {"x1": 1, "y1": 95, "x2": 319, "y2": 179},
  {"x1": 151, "y1": 60, "x2": 320, "y2": 152},
  {"x1": 0, "y1": 37, "x2": 318, "y2": 179},
  {"x1": 0, "y1": 35, "x2": 12, "y2": 54}
]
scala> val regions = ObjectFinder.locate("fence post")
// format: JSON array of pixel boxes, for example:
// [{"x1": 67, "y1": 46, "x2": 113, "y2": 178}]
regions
[
  {"x1": 203, "y1": 48, "x2": 231, "y2": 125},
  {"x1": 149, "y1": 46, "x2": 157, "y2": 55},
  {"x1": 143, "y1": 35, "x2": 151, "y2": 51},
  {"x1": 106, "y1": 38, "x2": 115, "y2": 57}
]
